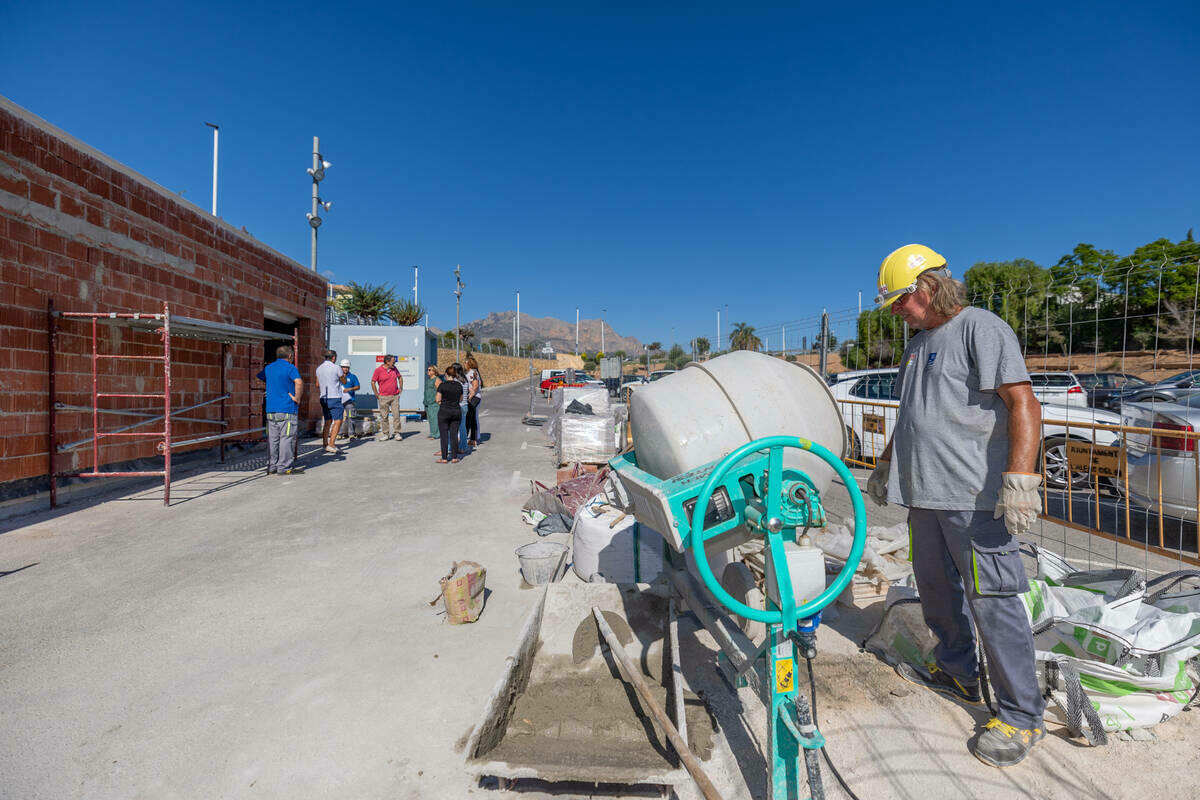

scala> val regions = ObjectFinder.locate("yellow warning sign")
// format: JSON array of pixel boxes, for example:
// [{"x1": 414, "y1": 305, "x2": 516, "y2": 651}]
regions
[{"x1": 775, "y1": 658, "x2": 794, "y2": 693}]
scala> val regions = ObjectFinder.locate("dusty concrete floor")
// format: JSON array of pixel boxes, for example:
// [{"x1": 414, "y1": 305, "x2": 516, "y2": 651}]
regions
[{"x1": 2, "y1": 383, "x2": 1199, "y2": 799}]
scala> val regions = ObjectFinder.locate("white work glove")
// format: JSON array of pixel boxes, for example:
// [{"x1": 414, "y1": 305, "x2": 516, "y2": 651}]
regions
[
  {"x1": 993, "y1": 472, "x2": 1042, "y2": 536},
  {"x1": 866, "y1": 459, "x2": 890, "y2": 507}
]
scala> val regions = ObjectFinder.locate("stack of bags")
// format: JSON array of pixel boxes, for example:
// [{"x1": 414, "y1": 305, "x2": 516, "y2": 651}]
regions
[{"x1": 546, "y1": 386, "x2": 617, "y2": 464}]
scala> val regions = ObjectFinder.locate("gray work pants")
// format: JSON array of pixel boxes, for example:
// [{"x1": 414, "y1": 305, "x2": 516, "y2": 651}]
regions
[
  {"x1": 908, "y1": 507, "x2": 1045, "y2": 730},
  {"x1": 267, "y1": 413, "x2": 299, "y2": 471}
]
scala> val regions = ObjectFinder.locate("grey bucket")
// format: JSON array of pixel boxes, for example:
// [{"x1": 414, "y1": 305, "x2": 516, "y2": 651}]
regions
[{"x1": 515, "y1": 541, "x2": 569, "y2": 585}]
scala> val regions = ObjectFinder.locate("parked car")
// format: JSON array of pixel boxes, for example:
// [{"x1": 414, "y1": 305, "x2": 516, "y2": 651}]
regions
[
  {"x1": 831, "y1": 368, "x2": 1122, "y2": 488},
  {"x1": 648, "y1": 369, "x2": 678, "y2": 382},
  {"x1": 1121, "y1": 395, "x2": 1200, "y2": 521},
  {"x1": 1075, "y1": 372, "x2": 1149, "y2": 410},
  {"x1": 1028, "y1": 372, "x2": 1088, "y2": 407},
  {"x1": 543, "y1": 370, "x2": 604, "y2": 395},
  {"x1": 539, "y1": 369, "x2": 566, "y2": 396},
  {"x1": 1114, "y1": 369, "x2": 1200, "y2": 405}
]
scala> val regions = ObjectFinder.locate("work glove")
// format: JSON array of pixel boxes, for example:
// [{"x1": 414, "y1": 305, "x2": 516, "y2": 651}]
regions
[
  {"x1": 866, "y1": 459, "x2": 890, "y2": 507},
  {"x1": 993, "y1": 472, "x2": 1042, "y2": 536}
]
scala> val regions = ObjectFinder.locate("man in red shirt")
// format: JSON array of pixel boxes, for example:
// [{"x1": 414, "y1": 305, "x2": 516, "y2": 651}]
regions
[{"x1": 371, "y1": 355, "x2": 404, "y2": 440}]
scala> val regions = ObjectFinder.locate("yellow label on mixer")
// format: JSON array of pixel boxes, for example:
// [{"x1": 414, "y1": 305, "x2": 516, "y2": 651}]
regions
[{"x1": 775, "y1": 658, "x2": 794, "y2": 693}]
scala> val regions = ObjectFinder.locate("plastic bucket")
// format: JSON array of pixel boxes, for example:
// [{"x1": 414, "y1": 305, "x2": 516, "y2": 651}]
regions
[{"x1": 515, "y1": 541, "x2": 569, "y2": 585}]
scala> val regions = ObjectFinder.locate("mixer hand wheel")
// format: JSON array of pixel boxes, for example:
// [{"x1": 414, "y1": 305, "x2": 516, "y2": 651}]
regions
[{"x1": 689, "y1": 435, "x2": 867, "y2": 633}]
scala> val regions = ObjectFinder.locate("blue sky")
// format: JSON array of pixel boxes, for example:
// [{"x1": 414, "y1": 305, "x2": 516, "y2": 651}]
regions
[{"x1": 4, "y1": 2, "x2": 1197, "y2": 348}]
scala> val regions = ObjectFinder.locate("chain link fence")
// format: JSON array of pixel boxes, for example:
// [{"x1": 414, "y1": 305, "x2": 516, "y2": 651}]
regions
[{"x1": 745, "y1": 250, "x2": 1200, "y2": 577}]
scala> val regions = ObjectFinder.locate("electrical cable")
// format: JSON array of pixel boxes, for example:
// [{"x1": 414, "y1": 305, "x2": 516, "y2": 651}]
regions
[{"x1": 805, "y1": 655, "x2": 864, "y2": 800}]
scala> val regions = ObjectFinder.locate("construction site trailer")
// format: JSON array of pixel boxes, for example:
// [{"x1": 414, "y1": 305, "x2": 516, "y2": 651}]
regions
[{"x1": 327, "y1": 325, "x2": 438, "y2": 412}]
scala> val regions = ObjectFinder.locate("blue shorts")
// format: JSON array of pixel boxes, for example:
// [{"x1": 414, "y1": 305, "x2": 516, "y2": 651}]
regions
[{"x1": 320, "y1": 397, "x2": 344, "y2": 420}]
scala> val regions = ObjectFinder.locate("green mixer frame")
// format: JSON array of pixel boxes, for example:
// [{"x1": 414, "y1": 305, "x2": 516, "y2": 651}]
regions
[{"x1": 610, "y1": 435, "x2": 867, "y2": 800}]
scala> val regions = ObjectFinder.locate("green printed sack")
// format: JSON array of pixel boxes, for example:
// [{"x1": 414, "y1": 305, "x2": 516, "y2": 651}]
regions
[{"x1": 1024, "y1": 545, "x2": 1200, "y2": 740}]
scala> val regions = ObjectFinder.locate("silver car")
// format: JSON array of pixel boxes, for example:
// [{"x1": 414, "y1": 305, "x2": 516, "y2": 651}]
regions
[
  {"x1": 1122, "y1": 395, "x2": 1200, "y2": 521},
  {"x1": 1118, "y1": 369, "x2": 1200, "y2": 405}
]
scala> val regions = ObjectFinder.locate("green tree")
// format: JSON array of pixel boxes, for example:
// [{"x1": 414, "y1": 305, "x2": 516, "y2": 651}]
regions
[
  {"x1": 729, "y1": 322, "x2": 762, "y2": 351},
  {"x1": 666, "y1": 344, "x2": 688, "y2": 369},
  {"x1": 386, "y1": 297, "x2": 425, "y2": 326},
  {"x1": 487, "y1": 338, "x2": 506, "y2": 349},
  {"x1": 695, "y1": 337, "x2": 710, "y2": 357},
  {"x1": 458, "y1": 326, "x2": 476, "y2": 347},
  {"x1": 441, "y1": 330, "x2": 457, "y2": 347},
  {"x1": 648, "y1": 341, "x2": 662, "y2": 354},
  {"x1": 337, "y1": 281, "x2": 396, "y2": 323}
]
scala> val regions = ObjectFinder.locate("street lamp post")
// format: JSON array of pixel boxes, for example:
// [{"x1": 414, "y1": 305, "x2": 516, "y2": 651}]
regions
[
  {"x1": 515, "y1": 290, "x2": 521, "y2": 356},
  {"x1": 601, "y1": 308, "x2": 606, "y2": 353},
  {"x1": 454, "y1": 265, "x2": 465, "y2": 364},
  {"x1": 204, "y1": 122, "x2": 218, "y2": 216},
  {"x1": 305, "y1": 137, "x2": 332, "y2": 271},
  {"x1": 413, "y1": 265, "x2": 419, "y2": 305},
  {"x1": 575, "y1": 306, "x2": 579, "y2": 355}
]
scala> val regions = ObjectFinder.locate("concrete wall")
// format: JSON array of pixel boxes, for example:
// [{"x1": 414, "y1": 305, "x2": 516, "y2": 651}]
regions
[{"x1": 0, "y1": 96, "x2": 327, "y2": 492}]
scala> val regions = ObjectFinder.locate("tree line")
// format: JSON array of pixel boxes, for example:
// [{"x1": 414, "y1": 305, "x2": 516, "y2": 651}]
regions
[{"x1": 842, "y1": 233, "x2": 1200, "y2": 368}]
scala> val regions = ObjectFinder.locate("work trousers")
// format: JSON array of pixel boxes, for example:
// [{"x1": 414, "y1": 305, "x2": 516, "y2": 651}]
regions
[
  {"x1": 377, "y1": 394, "x2": 401, "y2": 439},
  {"x1": 466, "y1": 396, "x2": 481, "y2": 442},
  {"x1": 438, "y1": 406, "x2": 462, "y2": 460},
  {"x1": 342, "y1": 400, "x2": 356, "y2": 437},
  {"x1": 909, "y1": 507, "x2": 1045, "y2": 730},
  {"x1": 425, "y1": 401, "x2": 439, "y2": 436},
  {"x1": 267, "y1": 412, "x2": 298, "y2": 471}
]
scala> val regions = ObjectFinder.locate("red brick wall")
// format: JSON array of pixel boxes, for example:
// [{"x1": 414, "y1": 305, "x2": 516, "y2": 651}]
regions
[{"x1": 0, "y1": 100, "x2": 327, "y2": 490}]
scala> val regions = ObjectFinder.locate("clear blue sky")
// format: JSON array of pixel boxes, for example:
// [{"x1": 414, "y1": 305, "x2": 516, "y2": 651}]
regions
[{"x1": 4, "y1": 1, "x2": 1197, "y2": 348}]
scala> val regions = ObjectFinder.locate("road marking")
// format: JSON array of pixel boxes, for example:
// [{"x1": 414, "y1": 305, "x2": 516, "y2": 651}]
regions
[
  {"x1": 521, "y1": 441, "x2": 527, "y2": 450},
  {"x1": 480, "y1": 409, "x2": 490, "y2": 417}
]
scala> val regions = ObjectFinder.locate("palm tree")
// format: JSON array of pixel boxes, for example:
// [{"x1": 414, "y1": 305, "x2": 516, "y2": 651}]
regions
[
  {"x1": 387, "y1": 297, "x2": 425, "y2": 325},
  {"x1": 729, "y1": 322, "x2": 762, "y2": 351},
  {"x1": 338, "y1": 282, "x2": 396, "y2": 323},
  {"x1": 695, "y1": 337, "x2": 710, "y2": 357}
]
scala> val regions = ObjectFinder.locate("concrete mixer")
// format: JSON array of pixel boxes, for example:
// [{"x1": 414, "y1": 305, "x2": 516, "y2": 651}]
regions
[{"x1": 466, "y1": 351, "x2": 865, "y2": 800}]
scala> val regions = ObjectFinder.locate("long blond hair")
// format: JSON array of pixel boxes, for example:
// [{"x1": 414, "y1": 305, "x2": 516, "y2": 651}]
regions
[{"x1": 918, "y1": 270, "x2": 967, "y2": 318}]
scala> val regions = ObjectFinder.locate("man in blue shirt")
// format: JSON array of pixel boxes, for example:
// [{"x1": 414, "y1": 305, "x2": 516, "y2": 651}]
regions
[
  {"x1": 256, "y1": 344, "x2": 304, "y2": 474},
  {"x1": 339, "y1": 359, "x2": 361, "y2": 439}
]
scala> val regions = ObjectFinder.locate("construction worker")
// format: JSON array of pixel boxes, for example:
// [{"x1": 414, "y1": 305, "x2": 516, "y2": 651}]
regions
[{"x1": 867, "y1": 244, "x2": 1045, "y2": 767}]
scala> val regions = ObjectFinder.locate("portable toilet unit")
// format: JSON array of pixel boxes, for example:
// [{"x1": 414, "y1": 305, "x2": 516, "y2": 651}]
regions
[{"x1": 327, "y1": 324, "x2": 439, "y2": 413}]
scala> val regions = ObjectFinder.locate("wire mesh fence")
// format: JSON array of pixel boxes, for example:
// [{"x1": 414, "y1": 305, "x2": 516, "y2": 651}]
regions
[{"x1": 746, "y1": 249, "x2": 1200, "y2": 579}]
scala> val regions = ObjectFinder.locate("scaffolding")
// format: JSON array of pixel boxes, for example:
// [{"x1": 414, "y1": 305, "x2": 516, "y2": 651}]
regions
[{"x1": 48, "y1": 300, "x2": 298, "y2": 507}]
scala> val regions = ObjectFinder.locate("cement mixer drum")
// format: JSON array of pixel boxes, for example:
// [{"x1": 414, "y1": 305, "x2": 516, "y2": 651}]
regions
[{"x1": 630, "y1": 350, "x2": 846, "y2": 500}]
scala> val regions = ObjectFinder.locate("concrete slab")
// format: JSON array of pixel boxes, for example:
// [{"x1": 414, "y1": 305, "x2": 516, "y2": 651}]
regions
[{"x1": 2, "y1": 384, "x2": 1198, "y2": 799}]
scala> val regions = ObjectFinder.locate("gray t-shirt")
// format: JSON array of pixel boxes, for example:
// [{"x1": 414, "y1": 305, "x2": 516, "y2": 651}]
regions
[
  {"x1": 886, "y1": 306, "x2": 1030, "y2": 511},
  {"x1": 316, "y1": 360, "x2": 343, "y2": 400}
]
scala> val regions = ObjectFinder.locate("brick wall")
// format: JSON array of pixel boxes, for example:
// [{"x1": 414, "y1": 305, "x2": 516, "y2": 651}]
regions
[{"x1": 0, "y1": 98, "x2": 327, "y2": 492}]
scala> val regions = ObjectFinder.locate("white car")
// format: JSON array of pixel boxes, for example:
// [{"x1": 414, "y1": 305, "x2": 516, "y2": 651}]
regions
[
  {"x1": 832, "y1": 368, "x2": 1122, "y2": 488},
  {"x1": 1121, "y1": 396, "x2": 1200, "y2": 520},
  {"x1": 1029, "y1": 372, "x2": 1088, "y2": 407}
]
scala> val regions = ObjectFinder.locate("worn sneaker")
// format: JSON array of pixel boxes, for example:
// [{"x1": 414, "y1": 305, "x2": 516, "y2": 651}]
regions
[
  {"x1": 972, "y1": 717, "x2": 1045, "y2": 767},
  {"x1": 895, "y1": 661, "x2": 982, "y2": 705}
]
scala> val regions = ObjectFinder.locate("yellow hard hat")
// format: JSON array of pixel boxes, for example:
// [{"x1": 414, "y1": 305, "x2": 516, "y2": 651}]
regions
[{"x1": 875, "y1": 244, "x2": 949, "y2": 307}]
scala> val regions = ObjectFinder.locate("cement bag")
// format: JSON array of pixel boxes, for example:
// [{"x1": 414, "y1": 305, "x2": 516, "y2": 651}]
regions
[
  {"x1": 572, "y1": 497, "x2": 664, "y2": 583},
  {"x1": 1023, "y1": 546, "x2": 1200, "y2": 738},
  {"x1": 435, "y1": 561, "x2": 487, "y2": 624},
  {"x1": 862, "y1": 585, "x2": 938, "y2": 669}
]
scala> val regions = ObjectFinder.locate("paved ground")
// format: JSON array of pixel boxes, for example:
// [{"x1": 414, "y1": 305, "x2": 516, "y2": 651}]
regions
[{"x1": 2, "y1": 382, "x2": 1198, "y2": 799}]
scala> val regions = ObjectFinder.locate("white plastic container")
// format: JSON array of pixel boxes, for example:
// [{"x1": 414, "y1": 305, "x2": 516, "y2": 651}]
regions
[{"x1": 629, "y1": 351, "x2": 846, "y2": 498}]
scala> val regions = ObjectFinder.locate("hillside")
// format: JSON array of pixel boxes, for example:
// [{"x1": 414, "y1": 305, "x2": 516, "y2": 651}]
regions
[{"x1": 463, "y1": 311, "x2": 643, "y2": 355}]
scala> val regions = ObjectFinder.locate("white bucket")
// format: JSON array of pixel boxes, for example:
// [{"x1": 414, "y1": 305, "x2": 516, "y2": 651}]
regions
[{"x1": 515, "y1": 541, "x2": 568, "y2": 585}]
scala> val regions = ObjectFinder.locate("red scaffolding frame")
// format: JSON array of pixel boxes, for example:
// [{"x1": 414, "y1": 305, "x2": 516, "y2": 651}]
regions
[{"x1": 47, "y1": 300, "x2": 298, "y2": 507}]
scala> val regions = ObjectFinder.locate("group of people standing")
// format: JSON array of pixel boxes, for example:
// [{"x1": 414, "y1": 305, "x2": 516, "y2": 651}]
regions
[
  {"x1": 258, "y1": 348, "x2": 485, "y2": 473},
  {"x1": 423, "y1": 356, "x2": 483, "y2": 464}
]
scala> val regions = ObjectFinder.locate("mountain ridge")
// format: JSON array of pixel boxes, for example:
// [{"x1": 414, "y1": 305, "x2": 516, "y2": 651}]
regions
[{"x1": 459, "y1": 311, "x2": 643, "y2": 355}]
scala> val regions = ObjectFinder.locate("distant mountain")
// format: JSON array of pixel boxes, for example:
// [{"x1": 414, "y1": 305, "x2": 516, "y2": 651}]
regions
[{"x1": 462, "y1": 311, "x2": 642, "y2": 355}]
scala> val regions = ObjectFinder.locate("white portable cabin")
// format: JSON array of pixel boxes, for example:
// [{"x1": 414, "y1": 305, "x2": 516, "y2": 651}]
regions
[{"x1": 327, "y1": 324, "x2": 439, "y2": 412}]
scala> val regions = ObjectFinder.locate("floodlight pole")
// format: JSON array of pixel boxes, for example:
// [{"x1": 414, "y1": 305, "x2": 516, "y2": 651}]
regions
[
  {"x1": 310, "y1": 137, "x2": 320, "y2": 271},
  {"x1": 516, "y1": 290, "x2": 521, "y2": 355},
  {"x1": 414, "y1": 265, "x2": 419, "y2": 305},
  {"x1": 601, "y1": 308, "x2": 606, "y2": 353},
  {"x1": 204, "y1": 122, "x2": 218, "y2": 216},
  {"x1": 454, "y1": 265, "x2": 465, "y2": 364},
  {"x1": 575, "y1": 306, "x2": 579, "y2": 355}
]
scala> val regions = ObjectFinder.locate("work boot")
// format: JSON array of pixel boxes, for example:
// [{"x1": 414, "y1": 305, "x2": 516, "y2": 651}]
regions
[
  {"x1": 972, "y1": 717, "x2": 1045, "y2": 767},
  {"x1": 895, "y1": 661, "x2": 982, "y2": 705}
]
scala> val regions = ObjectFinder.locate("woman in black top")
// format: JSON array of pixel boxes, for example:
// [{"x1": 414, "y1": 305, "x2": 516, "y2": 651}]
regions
[{"x1": 436, "y1": 364, "x2": 464, "y2": 462}]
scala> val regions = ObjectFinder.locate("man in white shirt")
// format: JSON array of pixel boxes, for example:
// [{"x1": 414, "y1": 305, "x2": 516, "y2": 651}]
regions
[{"x1": 315, "y1": 349, "x2": 347, "y2": 454}]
